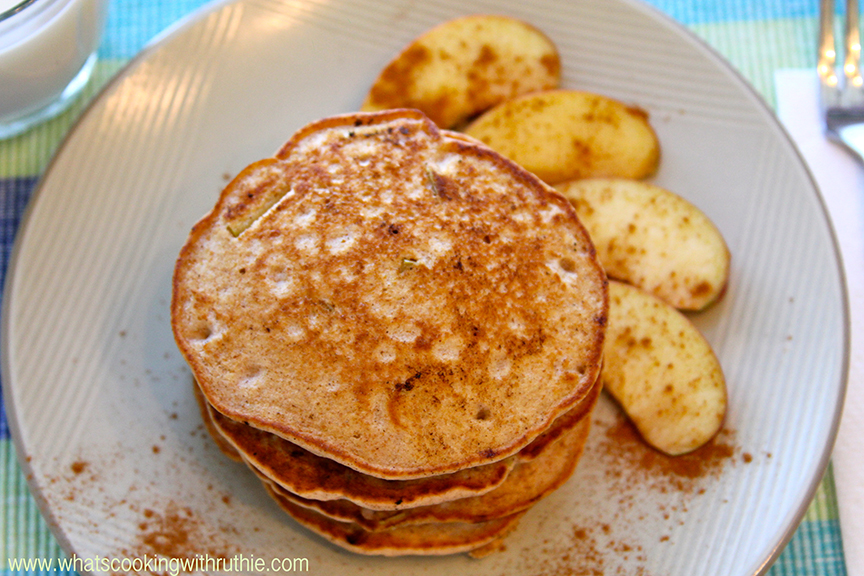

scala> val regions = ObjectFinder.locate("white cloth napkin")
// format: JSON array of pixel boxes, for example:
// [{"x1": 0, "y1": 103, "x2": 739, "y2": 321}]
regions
[{"x1": 775, "y1": 68, "x2": 864, "y2": 576}]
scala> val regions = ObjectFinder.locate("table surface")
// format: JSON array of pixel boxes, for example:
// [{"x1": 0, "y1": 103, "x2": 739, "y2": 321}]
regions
[{"x1": 0, "y1": 1, "x2": 848, "y2": 574}]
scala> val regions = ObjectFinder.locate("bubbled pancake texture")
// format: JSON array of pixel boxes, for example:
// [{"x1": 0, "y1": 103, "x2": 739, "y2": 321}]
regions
[
  {"x1": 172, "y1": 110, "x2": 606, "y2": 479},
  {"x1": 172, "y1": 109, "x2": 607, "y2": 556}
]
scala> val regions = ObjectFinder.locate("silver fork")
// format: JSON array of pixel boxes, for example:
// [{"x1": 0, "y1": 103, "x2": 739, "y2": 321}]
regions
[{"x1": 819, "y1": 0, "x2": 864, "y2": 162}]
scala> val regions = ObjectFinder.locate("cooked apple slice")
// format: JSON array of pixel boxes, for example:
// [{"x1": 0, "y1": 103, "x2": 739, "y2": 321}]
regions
[
  {"x1": 602, "y1": 281, "x2": 727, "y2": 456},
  {"x1": 361, "y1": 15, "x2": 560, "y2": 129},
  {"x1": 463, "y1": 89, "x2": 660, "y2": 184},
  {"x1": 556, "y1": 178, "x2": 730, "y2": 311}
]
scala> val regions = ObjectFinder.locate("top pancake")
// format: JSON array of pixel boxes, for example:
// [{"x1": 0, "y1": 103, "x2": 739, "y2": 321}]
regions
[{"x1": 172, "y1": 109, "x2": 607, "y2": 479}]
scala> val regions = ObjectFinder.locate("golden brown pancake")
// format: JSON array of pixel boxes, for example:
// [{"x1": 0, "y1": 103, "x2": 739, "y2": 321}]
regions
[
  {"x1": 203, "y1": 392, "x2": 516, "y2": 510},
  {"x1": 191, "y1": 379, "x2": 242, "y2": 461},
  {"x1": 270, "y1": 406, "x2": 593, "y2": 530},
  {"x1": 172, "y1": 109, "x2": 607, "y2": 479},
  {"x1": 265, "y1": 485, "x2": 525, "y2": 556},
  {"x1": 193, "y1": 375, "x2": 599, "y2": 510},
  {"x1": 515, "y1": 369, "x2": 600, "y2": 461}
]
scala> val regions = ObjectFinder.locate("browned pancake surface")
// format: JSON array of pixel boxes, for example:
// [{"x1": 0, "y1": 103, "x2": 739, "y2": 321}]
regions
[
  {"x1": 267, "y1": 486, "x2": 525, "y2": 556},
  {"x1": 274, "y1": 405, "x2": 593, "y2": 530},
  {"x1": 195, "y1": 377, "x2": 598, "y2": 511},
  {"x1": 516, "y1": 371, "x2": 600, "y2": 461},
  {"x1": 172, "y1": 109, "x2": 607, "y2": 479},
  {"x1": 204, "y1": 396, "x2": 517, "y2": 510}
]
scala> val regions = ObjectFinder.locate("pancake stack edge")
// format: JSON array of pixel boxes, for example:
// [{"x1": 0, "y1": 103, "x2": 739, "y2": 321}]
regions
[{"x1": 172, "y1": 109, "x2": 608, "y2": 556}]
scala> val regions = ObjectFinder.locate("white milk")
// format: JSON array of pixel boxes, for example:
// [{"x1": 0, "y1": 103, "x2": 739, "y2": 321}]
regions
[{"x1": 0, "y1": 0, "x2": 109, "y2": 136}]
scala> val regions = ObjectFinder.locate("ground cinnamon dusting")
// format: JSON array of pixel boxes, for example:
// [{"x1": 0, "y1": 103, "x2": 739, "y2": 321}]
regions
[
  {"x1": 46, "y1": 446, "x2": 241, "y2": 571},
  {"x1": 532, "y1": 524, "x2": 648, "y2": 576},
  {"x1": 594, "y1": 414, "x2": 737, "y2": 495},
  {"x1": 124, "y1": 500, "x2": 237, "y2": 563},
  {"x1": 522, "y1": 409, "x2": 744, "y2": 575},
  {"x1": 138, "y1": 504, "x2": 194, "y2": 558}
]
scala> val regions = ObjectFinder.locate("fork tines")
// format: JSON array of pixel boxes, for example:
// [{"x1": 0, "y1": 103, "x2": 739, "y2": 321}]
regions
[{"x1": 820, "y1": 0, "x2": 864, "y2": 109}]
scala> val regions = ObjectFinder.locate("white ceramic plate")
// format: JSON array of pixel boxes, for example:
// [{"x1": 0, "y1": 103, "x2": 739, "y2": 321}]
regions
[{"x1": 2, "y1": 0, "x2": 847, "y2": 574}]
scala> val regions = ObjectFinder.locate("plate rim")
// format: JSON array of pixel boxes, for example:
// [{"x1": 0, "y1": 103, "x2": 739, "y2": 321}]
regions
[
  {"x1": 0, "y1": 0, "x2": 242, "y2": 562},
  {"x1": 0, "y1": 0, "x2": 850, "y2": 572},
  {"x1": 616, "y1": 0, "x2": 851, "y2": 568}
]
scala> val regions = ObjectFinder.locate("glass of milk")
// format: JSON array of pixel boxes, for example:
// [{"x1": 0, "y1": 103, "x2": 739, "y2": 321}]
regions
[{"x1": 0, "y1": 0, "x2": 109, "y2": 139}]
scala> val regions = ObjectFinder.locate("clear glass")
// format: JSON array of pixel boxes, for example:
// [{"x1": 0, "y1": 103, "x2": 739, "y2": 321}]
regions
[{"x1": 0, "y1": 0, "x2": 109, "y2": 139}]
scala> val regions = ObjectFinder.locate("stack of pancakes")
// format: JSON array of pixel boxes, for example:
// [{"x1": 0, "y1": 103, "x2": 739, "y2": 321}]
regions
[{"x1": 172, "y1": 110, "x2": 608, "y2": 556}]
